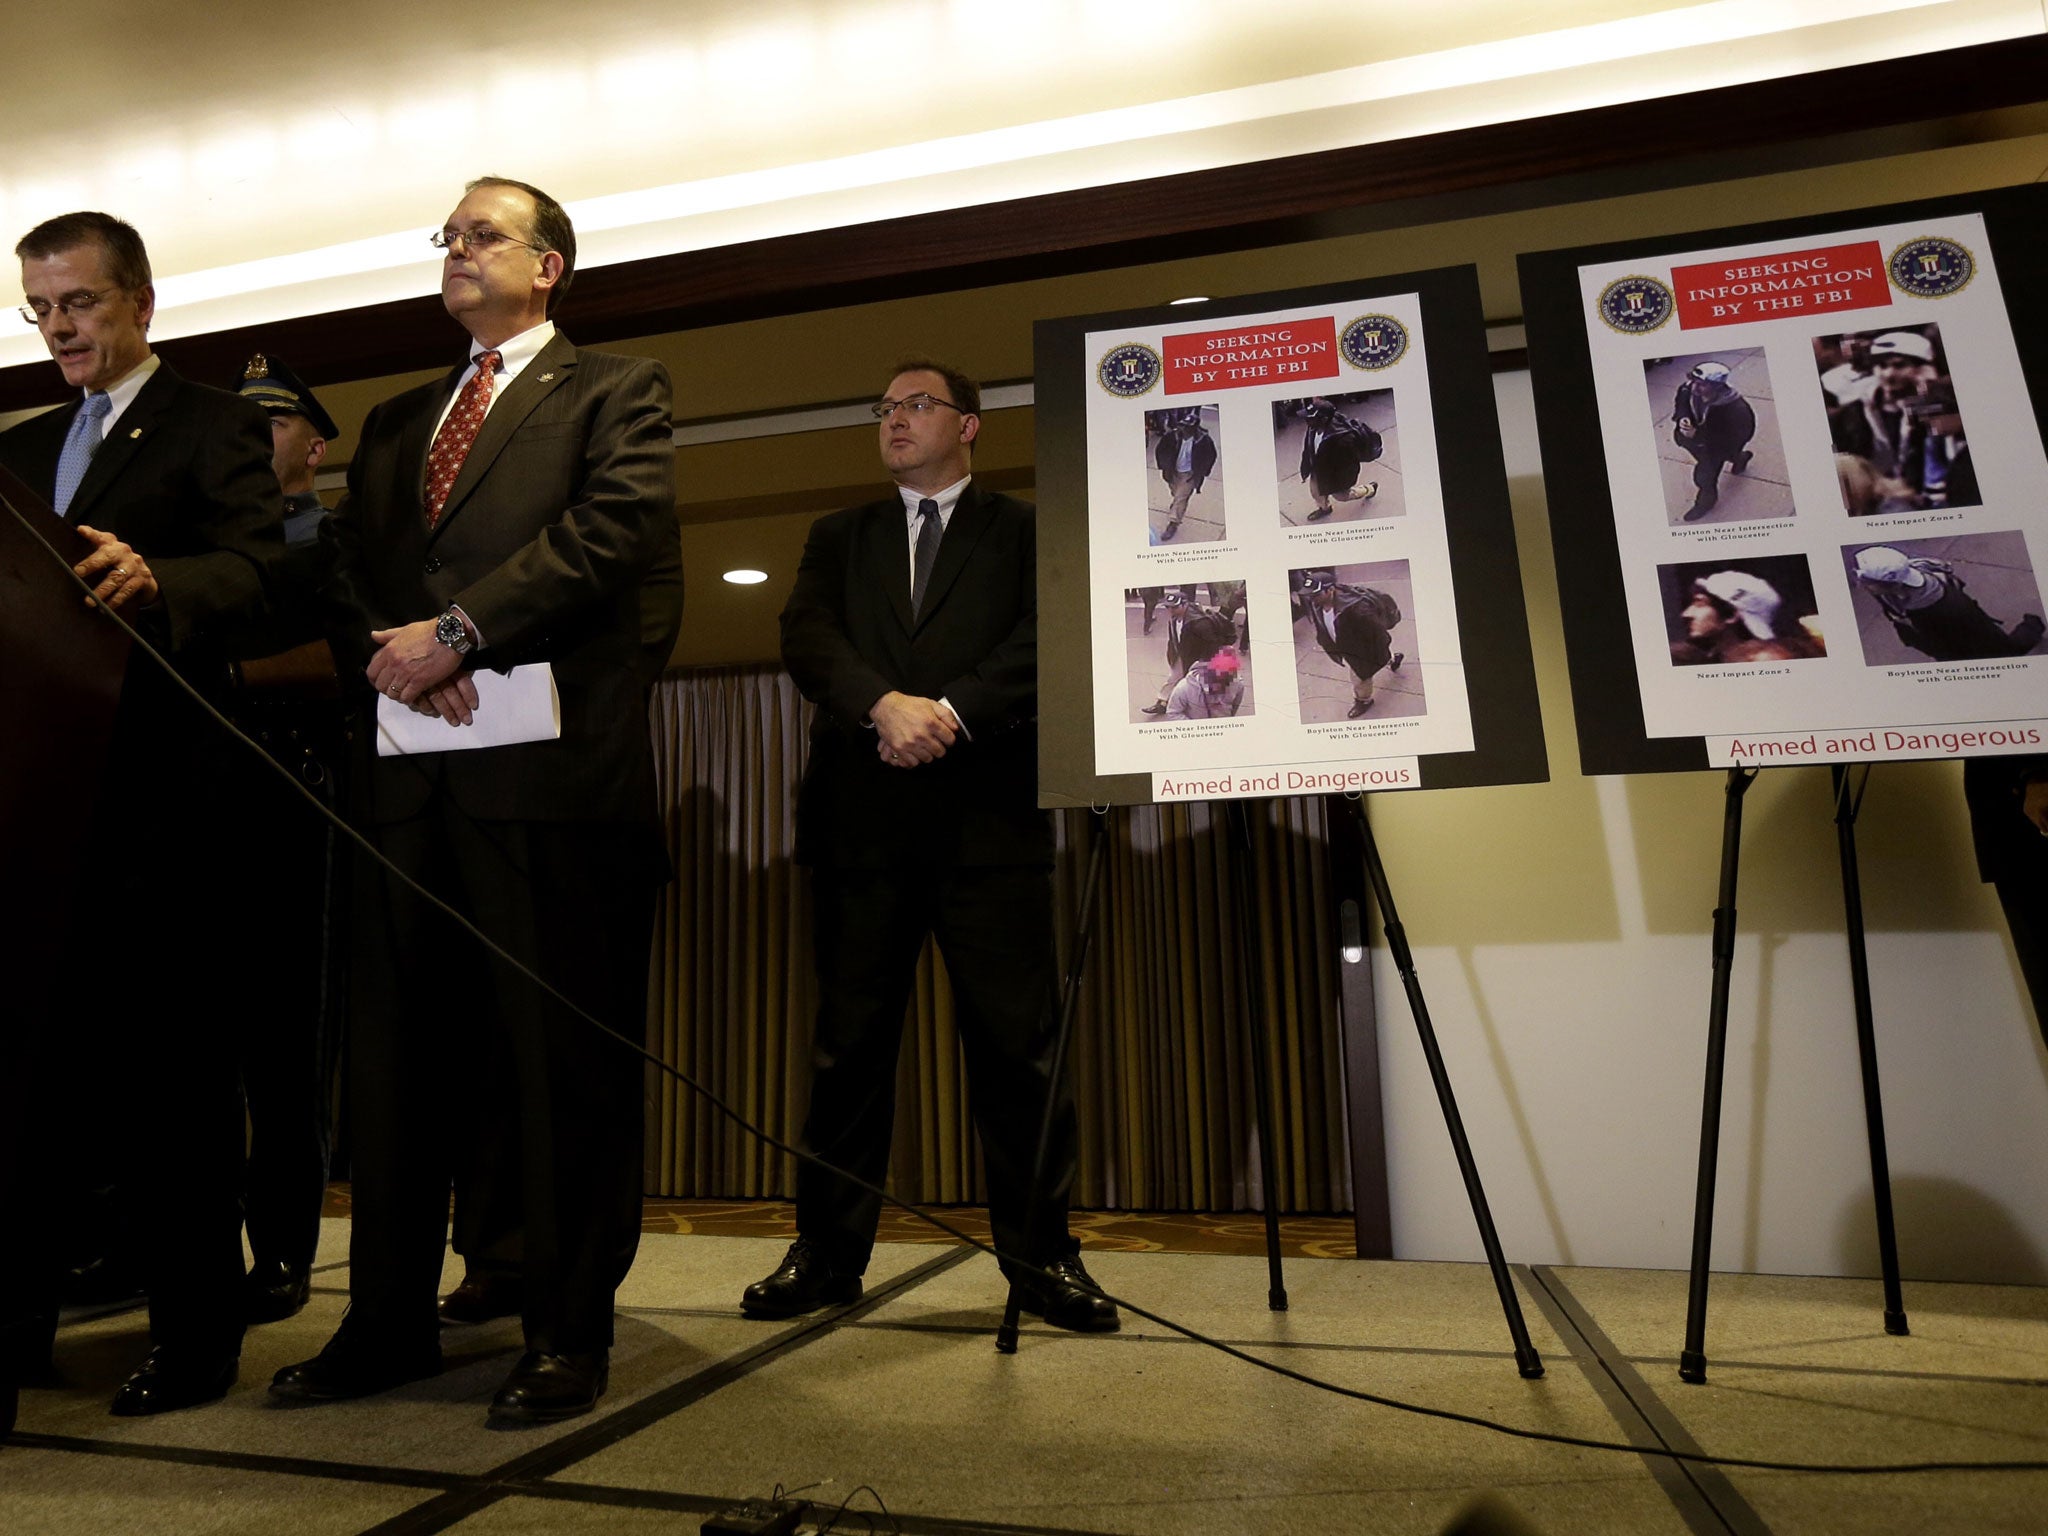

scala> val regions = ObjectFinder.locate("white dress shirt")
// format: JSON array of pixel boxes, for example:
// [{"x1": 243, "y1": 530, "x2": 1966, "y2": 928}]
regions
[
  {"x1": 429, "y1": 320, "x2": 557, "y2": 441},
  {"x1": 93, "y1": 352, "x2": 161, "y2": 437}
]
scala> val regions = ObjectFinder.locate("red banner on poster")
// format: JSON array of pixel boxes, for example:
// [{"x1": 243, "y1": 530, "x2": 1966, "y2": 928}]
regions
[
  {"x1": 1164, "y1": 316, "x2": 1338, "y2": 392},
  {"x1": 1672, "y1": 241, "x2": 1889, "y2": 329}
]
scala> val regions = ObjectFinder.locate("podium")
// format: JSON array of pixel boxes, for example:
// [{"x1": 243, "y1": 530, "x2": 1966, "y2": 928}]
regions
[{"x1": 0, "y1": 464, "x2": 130, "y2": 960}]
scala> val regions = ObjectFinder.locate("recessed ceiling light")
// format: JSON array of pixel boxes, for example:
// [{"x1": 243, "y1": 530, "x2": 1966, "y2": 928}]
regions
[
  {"x1": 722, "y1": 568, "x2": 769, "y2": 585},
  {"x1": 1169, "y1": 295, "x2": 1210, "y2": 305}
]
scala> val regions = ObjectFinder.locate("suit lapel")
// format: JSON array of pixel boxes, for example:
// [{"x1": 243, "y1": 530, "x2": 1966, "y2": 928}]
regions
[
  {"x1": 430, "y1": 332, "x2": 576, "y2": 537},
  {"x1": 871, "y1": 494, "x2": 915, "y2": 635},
  {"x1": 912, "y1": 481, "x2": 993, "y2": 633},
  {"x1": 66, "y1": 361, "x2": 177, "y2": 525}
]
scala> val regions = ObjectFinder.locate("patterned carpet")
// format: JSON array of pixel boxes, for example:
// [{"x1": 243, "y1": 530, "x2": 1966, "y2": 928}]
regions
[{"x1": 318, "y1": 1186, "x2": 1359, "y2": 1258}]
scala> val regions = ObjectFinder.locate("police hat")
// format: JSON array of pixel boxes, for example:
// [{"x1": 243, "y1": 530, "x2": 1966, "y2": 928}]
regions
[{"x1": 237, "y1": 354, "x2": 340, "y2": 441}]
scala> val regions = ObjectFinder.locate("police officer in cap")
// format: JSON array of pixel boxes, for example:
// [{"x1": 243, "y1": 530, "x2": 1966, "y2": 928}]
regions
[
  {"x1": 240, "y1": 353, "x2": 339, "y2": 546},
  {"x1": 226, "y1": 353, "x2": 350, "y2": 1324}
]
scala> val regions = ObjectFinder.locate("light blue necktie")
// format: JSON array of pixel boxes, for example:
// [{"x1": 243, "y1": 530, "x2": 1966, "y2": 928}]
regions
[
  {"x1": 53, "y1": 392, "x2": 112, "y2": 518},
  {"x1": 909, "y1": 498, "x2": 941, "y2": 619}
]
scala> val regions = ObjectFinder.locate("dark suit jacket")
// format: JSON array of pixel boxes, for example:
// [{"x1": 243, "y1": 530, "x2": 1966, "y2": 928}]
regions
[
  {"x1": 781, "y1": 482, "x2": 1049, "y2": 869},
  {"x1": 0, "y1": 360, "x2": 280, "y2": 663},
  {"x1": 1964, "y1": 754, "x2": 2048, "y2": 885},
  {"x1": 324, "y1": 330, "x2": 677, "y2": 827},
  {"x1": 0, "y1": 362, "x2": 282, "y2": 796}
]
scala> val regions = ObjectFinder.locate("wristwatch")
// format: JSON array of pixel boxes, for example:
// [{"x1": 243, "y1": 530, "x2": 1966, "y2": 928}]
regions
[{"x1": 435, "y1": 609, "x2": 475, "y2": 655}]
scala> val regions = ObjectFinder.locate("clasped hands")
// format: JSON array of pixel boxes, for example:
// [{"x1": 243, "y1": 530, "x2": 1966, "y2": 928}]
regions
[
  {"x1": 872, "y1": 691, "x2": 959, "y2": 769},
  {"x1": 368, "y1": 618, "x2": 479, "y2": 727}
]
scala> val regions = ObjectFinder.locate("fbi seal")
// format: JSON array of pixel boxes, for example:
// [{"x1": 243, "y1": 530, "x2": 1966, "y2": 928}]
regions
[
  {"x1": 1596, "y1": 274, "x2": 1674, "y2": 334},
  {"x1": 1888, "y1": 236, "x2": 1974, "y2": 299},
  {"x1": 1096, "y1": 342, "x2": 1162, "y2": 398},
  {"x1": 1340, "y1": 314, "x2": 1409, "y2": 370}
]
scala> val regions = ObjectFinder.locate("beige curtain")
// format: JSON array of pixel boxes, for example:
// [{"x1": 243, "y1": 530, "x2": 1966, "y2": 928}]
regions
[{"x1": 646, "y1": 665, "x2": 1353, "y2": 1213}]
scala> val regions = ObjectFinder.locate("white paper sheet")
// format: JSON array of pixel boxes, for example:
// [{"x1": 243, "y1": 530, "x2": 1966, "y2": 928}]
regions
[{"x1": 374, "y1": 664, "x2": 560, "y2": 756}]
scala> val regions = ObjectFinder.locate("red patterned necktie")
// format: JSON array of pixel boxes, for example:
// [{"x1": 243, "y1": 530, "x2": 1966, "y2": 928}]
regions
[{"x1": 424, "y1": 348, "x2": 501, "y2": 527}]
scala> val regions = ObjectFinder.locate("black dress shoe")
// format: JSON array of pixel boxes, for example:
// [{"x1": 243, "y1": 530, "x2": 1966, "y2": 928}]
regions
[
  {"x1": 270, "y1": 1332, "x2": 440, "y2": 1402},
  {"x1": 109, "y1": 1347, "x2": 238, "y2": 1417},
  {"x1": 439, "y1": 1271, "x2": 524, "y2": 1326},
  {"x1": 1347, "y1": 698, "x2": 1373, "y2": 718},
  {"x1": 741, "y1": 1240, "x2": 862, "y2": 1319},
  {"x1": 489, "y1": 1350, "x2": 607, "y2": 1423},
  {"x1": 244, "y1": 1260, "x2": 312, "y2": 1324},
  {"x1": 1013, "y1": 1254, "x2": 1120, "y2": 1333}
]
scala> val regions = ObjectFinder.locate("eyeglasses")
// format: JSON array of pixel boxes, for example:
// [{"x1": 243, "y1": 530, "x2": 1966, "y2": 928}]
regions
[
  {"x1": 870, "y1": 393, "x2": 965, "y2": 420},
  {"x1": 431, "y1": 227, "x2": 542, "y2": 257},
  {"x1": 19, "y1": 289, "x2": 113, "y2": 325}
]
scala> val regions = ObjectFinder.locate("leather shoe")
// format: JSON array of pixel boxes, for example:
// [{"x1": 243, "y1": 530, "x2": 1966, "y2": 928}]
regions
[
  {"x1": 109, "y1": 1347, "x2": 237, "y2": 1417},
  {"x1": 1013, "y1": 1254, "x2": 1120, "y2": 1333},
  {"x1": 270, "y1": 1331, "x2": 440, "y2": 1402},
  {"x1": 439, "y1": 1271, "x2": 523, "y2": 1326},
  {"x1": 1347, "y1": 699, "x2": 1373, "y2": 718},
  {"x1": 244, "y1": 1260, "x2": 311, "y2": 1324},
  {"x1": 489, "y1": 1350, "x2": 607, "y2": 1423},
  {"x1": 741, "y1": 1240, "x2": 862, "y2": 1318}
]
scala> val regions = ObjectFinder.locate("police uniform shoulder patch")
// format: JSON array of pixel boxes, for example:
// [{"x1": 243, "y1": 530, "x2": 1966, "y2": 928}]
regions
[
  {"x1": 1888, "y1": 236, "x2": 1974, "y2": 299},
  {"x1": 1096, "y1": 342, "x2": 1162, "y2": 398},
  {"x1": 1339, "y1": 314, "x2": 1408, "y2": 370},
  {"x1": 1596, "y1": 275, "x2": 1674, "y2": 334}
]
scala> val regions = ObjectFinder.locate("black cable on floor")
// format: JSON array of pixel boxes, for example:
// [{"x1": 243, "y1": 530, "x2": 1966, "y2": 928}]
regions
[{"x1": 10, "y1": 491, "x2": 2046, "y2": 1479}]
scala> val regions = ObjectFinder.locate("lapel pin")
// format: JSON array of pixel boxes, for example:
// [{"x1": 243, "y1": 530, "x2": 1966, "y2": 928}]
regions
[
  {"x1": 537, "y1": 371, "x2": 555, "y2": 382},
  {"x1": 129, "y1": 428, "x2": 142, "y2": 438}
]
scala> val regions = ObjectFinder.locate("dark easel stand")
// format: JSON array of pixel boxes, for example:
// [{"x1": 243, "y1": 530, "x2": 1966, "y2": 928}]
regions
[
  {"x1": 998, "y1": 792, "x2": 1545, "y2": 1375},
  {"x1": 1678, "y1": 765, "x2": 1907, "y2": 1385},
  {"x1": 1225, "y1": 798, "x2": 1293, "y2": 1312},
  {"x1": 1334, "y1": 794, "x2": 1545, "y2": 1379}
]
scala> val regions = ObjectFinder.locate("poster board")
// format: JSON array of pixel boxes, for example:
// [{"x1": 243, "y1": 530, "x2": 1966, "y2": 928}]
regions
[
  {"x1": 1035, "y1": 266, "x2": 1545, "y2": 807},
  {"x1": 1520, "y1": 185, "x2": 2048, "y2": 775}
]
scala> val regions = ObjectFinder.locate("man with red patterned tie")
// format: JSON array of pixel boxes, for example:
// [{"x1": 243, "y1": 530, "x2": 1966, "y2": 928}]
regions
[{"x1": 270, "y1": 177, "x2": 680, "y2": 1424}]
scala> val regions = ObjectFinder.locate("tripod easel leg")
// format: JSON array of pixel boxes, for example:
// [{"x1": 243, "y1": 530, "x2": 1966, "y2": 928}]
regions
[
  {"x1": 1680, "y1": 766, "x2": 1757, "y2": 1384},
  {"x1": 1341, "y1": 796, "x2": 1542, "y2": 1378},
  {"x1": 998, "y1": 807, "x2": 1114, "y2": 1354},
  {"x1": 1832, "y1": 764, "x2": 1910, "y2": 1337},
  {"x1": 1225, "y1": 799, "x2": 1289, "y2": 1311}
]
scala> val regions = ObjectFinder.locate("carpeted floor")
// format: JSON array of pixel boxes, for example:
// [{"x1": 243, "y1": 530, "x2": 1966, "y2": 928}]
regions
[
  {"x1": 319, "y1": 1188, "x2": 1365, "y2": 1258},
  {"x1": 8, "y1": 1206, "x2": 2048, "y2": 1534}
]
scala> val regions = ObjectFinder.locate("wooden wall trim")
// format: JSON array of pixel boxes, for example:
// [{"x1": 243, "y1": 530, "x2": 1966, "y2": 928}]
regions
[{"x1": 2, "y1": 34, "x2": 2043, "y2": 413}]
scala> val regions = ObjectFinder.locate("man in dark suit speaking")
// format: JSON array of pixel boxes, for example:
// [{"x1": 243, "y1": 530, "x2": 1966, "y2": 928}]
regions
[
  {"x1": 270, "y1": 178, "x2": 678, "y2": 1424},
  {"x1": 743, "y1": 359, "x2": 1116, "y2": 1333},
  {"x1": 0, "y1": 211, "x2": 282, "y2": 1421}
]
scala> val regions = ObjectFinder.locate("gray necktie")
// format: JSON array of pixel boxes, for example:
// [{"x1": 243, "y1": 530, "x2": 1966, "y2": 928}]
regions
[
  {"x1": 54, "y1": 392, "x2": 112, "y2": 518},
  {"x1": 910, "y1": 498, "x2": 941, "y2": 619}
]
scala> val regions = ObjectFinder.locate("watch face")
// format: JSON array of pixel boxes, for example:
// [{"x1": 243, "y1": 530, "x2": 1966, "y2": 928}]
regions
[{"x1": 437, "y1": 613, "x2": 468, "y2": 651}]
